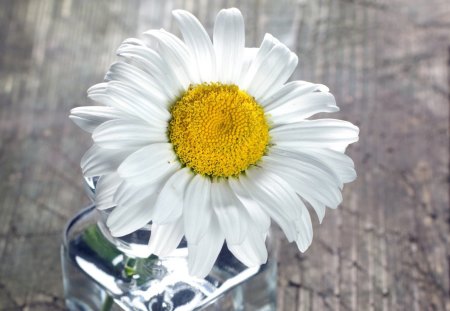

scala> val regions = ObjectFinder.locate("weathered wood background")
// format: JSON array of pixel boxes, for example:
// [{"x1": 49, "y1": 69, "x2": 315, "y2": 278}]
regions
[{"x1": 0, "y1": 0, "x2": 449, "y2": 310}]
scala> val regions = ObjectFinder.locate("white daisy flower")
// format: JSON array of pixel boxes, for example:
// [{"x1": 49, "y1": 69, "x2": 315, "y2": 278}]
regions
[{"x1": 70, "y1": 8, "x2": 359, "y2": 278}]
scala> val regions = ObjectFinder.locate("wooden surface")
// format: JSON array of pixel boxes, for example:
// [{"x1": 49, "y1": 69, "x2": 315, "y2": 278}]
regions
[{"x1": 0, "y1": 0, "x2": 449, "y2": 310}]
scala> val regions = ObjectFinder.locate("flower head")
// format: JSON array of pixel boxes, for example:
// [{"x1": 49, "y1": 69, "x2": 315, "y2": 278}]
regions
[{"x1": 70, "y1": 8, "x2": 359, "y2": 277}]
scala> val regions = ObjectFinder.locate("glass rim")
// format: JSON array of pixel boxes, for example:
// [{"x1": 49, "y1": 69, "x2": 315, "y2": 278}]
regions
[{"x1": 62, "y1": 204, "x2": 96, "y2": 249}]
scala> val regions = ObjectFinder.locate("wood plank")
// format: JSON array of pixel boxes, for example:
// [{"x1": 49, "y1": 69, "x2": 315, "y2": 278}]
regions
[{"x1": 0, "y1": 0, "x2": 448, "y2": 310}]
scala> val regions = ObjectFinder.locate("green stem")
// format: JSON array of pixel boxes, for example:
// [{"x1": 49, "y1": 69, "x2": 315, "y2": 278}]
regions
[
  {"x1": 124, "y1": 256, "x2": 138, "y2": 277},
  {"x1": 101, "y1": 295, "x2": 114, "y2": 311}
]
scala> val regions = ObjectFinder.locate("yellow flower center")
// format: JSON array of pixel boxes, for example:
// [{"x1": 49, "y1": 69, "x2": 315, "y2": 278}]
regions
[{"x1": 169, "y1": 83, "x2": 269, "y2": 178}]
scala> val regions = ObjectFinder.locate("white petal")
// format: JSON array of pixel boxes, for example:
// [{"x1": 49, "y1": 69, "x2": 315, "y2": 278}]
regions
[
  {"x1": 260, "y1": 80, "x2": 328, "y2": 108},
  {"x1": 213, "y1": 8, "x2": 245, "y2": 83},
  {"x1": 116, "y1": 39, "x2": 183, "y2": 100},
  {"x1": 228, "y1": 224, "x2": 268, "y2": 267},
  {"x1": 188, "y1": 215, "x2": 224, "y2": 278},
  {"x1": 172, "y1": 10, "x2": 216, "y2": 82},
  {"x1": 152, "y1": 168, "x2": 193, "y2": 224},
  {"x1": 95, "y1": 173, "x2": 121, "y2": 210},
  {"x1": 294, "y1": 203, "x2": 313, "y2": 252},
  {"x1": 114, "y1": 180, "x2": 160, "y2": 209},
  {"x1": 237, "y1": 168, "x2": 298, "y2": 242},
  {"x1": 144, "y1": 29, "x2": 198, "y2": 87},
  {"x1": 69, "y1": 106, "x2": 123, "y2": 133},
  {"x1": 246, "y1": 167, "x2": 302, "y2": 219},
  {"x1": 242, "y1": 34, "x2": 279, "y2": 89},
  {"x1": 238, "y1": 47, "x2": 258, "y2": 86},
  {"x1": 183, "y1": 175, "x2": 212, "y2": 244},
  {"x1": 300, "y1": 148, "x2": 357, "y2": 184},
  {"x1": 81, "y1": 144, "x2": 133, "y2": 177},
  {"x1": 228, "y1": 178, "x2": 271, "y2": 233},
  {"x1": 247, "y1": 46, "x2": 297, "y2": 101},
  {"x1": 105, "y1": 61, "x2": 169, "y2": 107},
  {"x1": 107, "y1": 193, "x2": 157, "y2": 237},
  {"x1": 261, "y1": 157, "x2": 341, "y2": 209},
  {"x1": 92, "y1": 119, "x2": 166, "y2": 149},
  {"x1": 272, "y1": 146, "x2": 356, "y2": 186},
  {"x1": 86, "y1": 83, "x2": 110, "y2": 105},
  {"x1": 242, "y1": 34, "x2": 297, "y2": 99},
  {"x1": 117, "y1": 143, "x2": 180, "y2": 184},
  {"x1": 148, "y1": 218, "x2": 184, "y2": 257},
  {"x1": 270, "y1": 119, "x2": 359, "y2": 152},
  {"x1": 305, "y1": 197, "x2": 326, "y2": 223},
  {"x1": 268, "y1": 92, "x2": 339, "y2": 124},
  {"x1": 264, "y1": 152, "x2": 343, "y2": 205},
  {"x1": 105, "y1": 81, "x2": 171, "y2": 124},
  {"x1": 270, "y1": 148, "x2": 342, "y2": 188},
  {"x1": 211, "y1": 181, "x2": 247, "y2": 245},
  {"x1": 87, "y1": 82, "x2": 168, "y2": 127}
]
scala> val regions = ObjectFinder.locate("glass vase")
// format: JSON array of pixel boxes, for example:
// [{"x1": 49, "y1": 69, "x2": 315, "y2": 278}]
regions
[{"x1": 61, "y1": 178, "x2": 278, "y2": 311}]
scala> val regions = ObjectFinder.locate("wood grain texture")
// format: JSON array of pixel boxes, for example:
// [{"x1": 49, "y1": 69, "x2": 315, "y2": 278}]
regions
[{"x1": 0, "y1": 0, "x2": 449, "y2": 310}]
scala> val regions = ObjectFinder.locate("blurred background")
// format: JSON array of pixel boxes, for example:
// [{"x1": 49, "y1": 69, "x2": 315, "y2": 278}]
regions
[{"x1": 0, "y1": 0, "x2": 448, "y2": 310}]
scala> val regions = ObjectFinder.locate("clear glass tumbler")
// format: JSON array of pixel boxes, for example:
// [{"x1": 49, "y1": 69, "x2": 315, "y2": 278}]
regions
[{"x1": 61, "y1": 203, "x2": 278, "y2": 311}]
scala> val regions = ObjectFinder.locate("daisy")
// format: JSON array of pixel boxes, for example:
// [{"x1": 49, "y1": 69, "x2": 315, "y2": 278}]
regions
[{"x1": 70, "y1": 8, "x2": 359, "y2": 278}]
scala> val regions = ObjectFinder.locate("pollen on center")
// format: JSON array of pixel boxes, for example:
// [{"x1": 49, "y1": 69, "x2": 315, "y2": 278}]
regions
[{"x1": 168, "y1": 83, "x2": 270, "y2": 178}]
